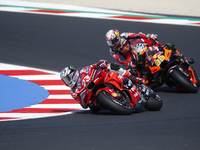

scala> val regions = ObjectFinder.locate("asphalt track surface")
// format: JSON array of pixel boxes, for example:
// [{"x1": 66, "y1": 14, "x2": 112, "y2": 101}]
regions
[{"x1": 0, "y1": 11, "x2": 200, "y2": 150}]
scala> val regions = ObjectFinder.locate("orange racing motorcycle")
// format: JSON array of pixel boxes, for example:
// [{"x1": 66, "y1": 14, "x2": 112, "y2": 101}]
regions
[{"x1": 129, "y1": 40, "x2": 200, "y2": 93}]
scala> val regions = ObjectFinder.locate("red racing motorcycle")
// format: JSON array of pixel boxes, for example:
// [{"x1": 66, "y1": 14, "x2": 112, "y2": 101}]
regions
[{"x1": 78, "y1": 67, "x2": 163, "y2": 115}]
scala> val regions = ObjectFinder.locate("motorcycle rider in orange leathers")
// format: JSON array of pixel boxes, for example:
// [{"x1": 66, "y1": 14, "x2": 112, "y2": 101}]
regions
[
  {"x1": 105, "y1": 29, "x2": 195, "y2": 69},
  {"x1": 105, "y1": 29, "x2": 195, "y2": 85}
]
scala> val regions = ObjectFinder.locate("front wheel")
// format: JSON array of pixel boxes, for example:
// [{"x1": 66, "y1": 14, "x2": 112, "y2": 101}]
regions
[
  {"x1": 144, "y1": 91, "x2": 163, "y2": 111},
  {"x1": 169, "y1": 69, "x2": 198, "y2": 93},
  {"x1": 97, "y1": 91, "x2": 134, "y2": 115}
]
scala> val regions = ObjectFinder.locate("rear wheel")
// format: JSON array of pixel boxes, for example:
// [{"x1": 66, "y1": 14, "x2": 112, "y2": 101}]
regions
[
  {"x1": 169, "y1": 69, "x2": 198, "y2": 93},
  {"x1": 97, "y1": 91, "x2": 134, "y2": 115}
]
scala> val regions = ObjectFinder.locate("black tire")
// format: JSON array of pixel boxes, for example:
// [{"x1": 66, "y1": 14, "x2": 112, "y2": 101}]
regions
[
  {"x1": 144, "y1": 93, "x2": 163, "y2": 111},
  {"x1": 97, "y1": 91, "x2": 134, "y2": 115},
  {"x1": 89, "y1": 105, "x2": 101, "y2": 113},
  {"x1": 169, "y1": 69, "x2": 198, "y2": 93}
]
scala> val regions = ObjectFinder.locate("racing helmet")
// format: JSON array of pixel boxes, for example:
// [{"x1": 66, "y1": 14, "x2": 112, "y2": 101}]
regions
[
  {"x1": 132, "y1": 43, "x2": 147, "y2": 62},
  {"x1": 105, "y1": 29, "x2": 121, "y2": 48},
  {"x1": 60, "y1": 66, "x2": 79, "y2": 88}
]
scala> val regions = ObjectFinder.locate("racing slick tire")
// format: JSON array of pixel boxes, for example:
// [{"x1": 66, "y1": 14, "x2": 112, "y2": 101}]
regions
[
  {"x1": 169, "y1": 69, "x2": 198, "y2": 93},
  {"x1": 144, "y1": 92, "x2": 163, "y2": 111},
  {"x1": 97, "y1": 91, "x2": 134, "y2": 115}
]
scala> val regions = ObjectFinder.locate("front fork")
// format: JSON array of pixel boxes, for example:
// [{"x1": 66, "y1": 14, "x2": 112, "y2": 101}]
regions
[{"x1": 188, "y1": 66, "x2": 197, "y2": 85}]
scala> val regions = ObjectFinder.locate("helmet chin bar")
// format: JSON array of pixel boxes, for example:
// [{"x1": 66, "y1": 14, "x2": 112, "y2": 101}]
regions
[{"x1": 60, "y1": 66, "x2": 79, "y2": 87}]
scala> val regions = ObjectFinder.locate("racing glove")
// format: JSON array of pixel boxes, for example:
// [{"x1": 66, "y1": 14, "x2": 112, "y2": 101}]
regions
[
  {"x1": 147, "y1": 34, "x2": 158, "y2": 40},
  {"x1": 110, "y1": 62, "x2": 121, "y2": 70},
  {"x1": 127, "y1": 62, "x2": 136, "y2": 68},
  {"x1": 128, "y1": 75, "x2": 145, "y2": 84},
  {"x1": 94, "y1": 59, "x2": 108, "y2": 69},
  {"x1": 164, "y1": 43, "x2": 176, "y2": 51}
]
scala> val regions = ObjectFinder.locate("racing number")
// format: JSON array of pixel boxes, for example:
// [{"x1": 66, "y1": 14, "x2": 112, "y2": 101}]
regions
[{"x1": 155, "y1": 55, "x2": 165, "y2": 66}]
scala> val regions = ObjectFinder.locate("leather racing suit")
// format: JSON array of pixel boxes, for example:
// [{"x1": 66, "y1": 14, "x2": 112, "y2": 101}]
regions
[
  {"x1": 70, "y1": 61, "x2": 145, "y2": 109},
  {"x1": 109, "y1": 32, "x2": 161, "y2": 68}
]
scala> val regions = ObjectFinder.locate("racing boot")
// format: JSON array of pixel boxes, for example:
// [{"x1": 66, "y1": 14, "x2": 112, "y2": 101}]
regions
[
  {"x1": 179, "y1": 53, "x2": 195, "y2": 64},
  {"x1": 184, "y1": 57, "x2": 195, "y2": 64}
]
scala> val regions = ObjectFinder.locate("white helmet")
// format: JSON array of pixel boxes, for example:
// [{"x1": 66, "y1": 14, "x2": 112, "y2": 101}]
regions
[
  {"x1": 132, "y1": 43, "x2": 147, "y2": 62},
  {"x1": 60, "y1": 66, "x2": 79, "y2": 88},
  {"x1": 105, "y1": 29, "x2": 120, "y2": 48}
]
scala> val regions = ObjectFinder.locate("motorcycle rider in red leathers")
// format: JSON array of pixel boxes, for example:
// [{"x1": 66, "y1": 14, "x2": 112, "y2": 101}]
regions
[
  {"x1": 60, "y1": 60, "x2": 146, "y2": 109},
  {"x1": 105, "y1": 29, "x2": 161, "y2": 69},
  {"x1": 105, "y1": 29, "x2": 195, "y2": 70}
]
